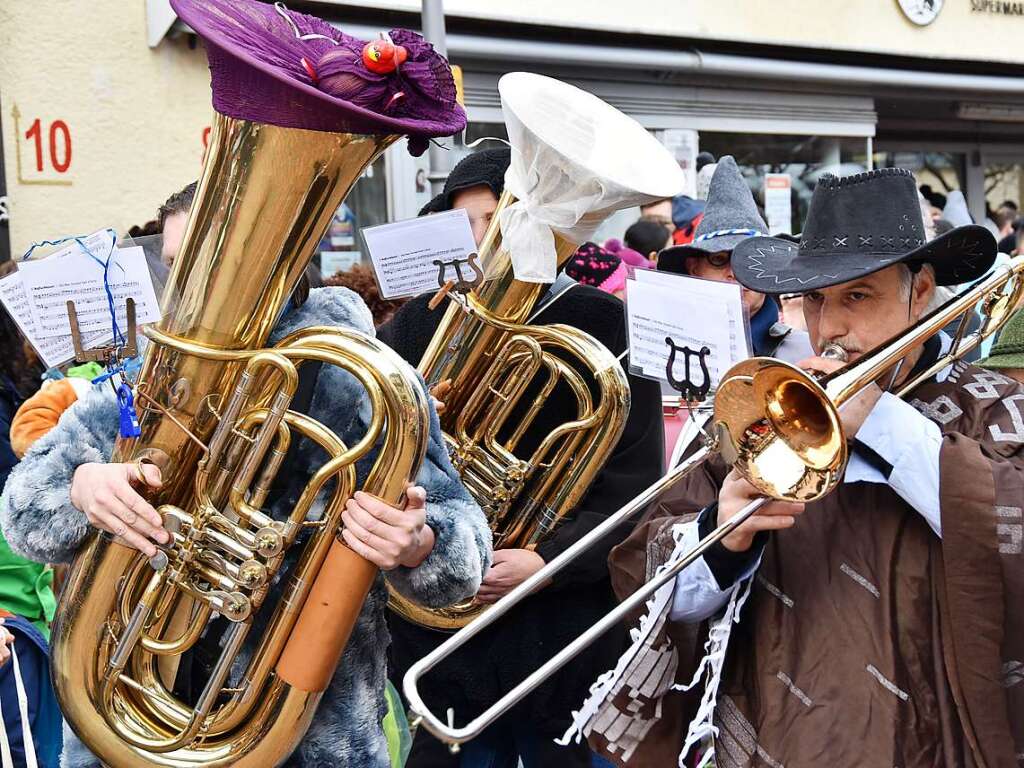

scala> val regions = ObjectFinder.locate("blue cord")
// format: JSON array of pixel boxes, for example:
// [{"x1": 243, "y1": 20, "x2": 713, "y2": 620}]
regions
[
  {"x1": 22, "y1": 228, "x2": 126, "y2": 348},
  {"x1": 22, "y1": 230, "x2": 145, "y2": 438}
]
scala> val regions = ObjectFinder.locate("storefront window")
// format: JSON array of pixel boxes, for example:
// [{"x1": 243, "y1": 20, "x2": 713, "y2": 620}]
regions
[
  {"x1": 694, "y1": 134, "x2": 869, "y2": 233},
  {"x1": 874, "y1": 151, "x2": 966, "y2": 206},
  {"x1": 316, "y1": 155, "x2": 388, "y2": 279}
]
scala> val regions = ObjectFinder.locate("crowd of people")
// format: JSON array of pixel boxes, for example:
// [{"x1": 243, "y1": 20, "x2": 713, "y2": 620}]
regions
[
  {"x1": 1, "y1": 144, "x2": 1021, "y2": 767},
  {"x1": 0, "y1": 2, "x2": 1022, "y2": 766}
]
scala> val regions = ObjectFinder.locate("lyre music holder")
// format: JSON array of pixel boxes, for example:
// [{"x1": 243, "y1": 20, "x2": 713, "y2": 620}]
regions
[
  {"x1": 428, "y1": 252, "x2": 484, "y2": 310},
  {"x1": 434, "y1": 252, "x2": 483, "y2": 294},
  {"x1": 664, "y1": 336, "x2": 712, "y2": 403},
  {"x1": 66, "y1": 297, "x2": 138, "y2": 366}
]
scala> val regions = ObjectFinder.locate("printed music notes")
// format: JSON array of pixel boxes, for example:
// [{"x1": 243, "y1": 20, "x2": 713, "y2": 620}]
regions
[
  {"x1": 0, "y1": 270, "x2": 112, "y2": 368},
  {"x1": 362, "y1": 209, "x2": 479, "y2": 299},
  {"x1": 18, "y1": 244, "x2": 160, "y2": 338},
  {"x1": 0, "y1": 230, "x2": 161, "y2": 368},
  {"x1": 624, "y1": 270, "x2": 750, "y2": 394}
]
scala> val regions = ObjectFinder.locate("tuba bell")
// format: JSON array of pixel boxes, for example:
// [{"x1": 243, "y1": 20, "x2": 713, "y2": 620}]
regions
[
  {"x1": 387, "y1": 73, "x2": 686, "y2": 629},
  {"x1": 48, "y1": 2, "x2": 464, "y2": 765}
]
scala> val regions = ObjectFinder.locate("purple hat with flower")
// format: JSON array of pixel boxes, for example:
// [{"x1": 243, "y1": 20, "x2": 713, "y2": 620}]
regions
[
  {"x1": 566, "y1": 242, "x2": 628, "y2": 295},
  {"x1": 170, "y1": 0, "x2": 466, "y2": 155}
]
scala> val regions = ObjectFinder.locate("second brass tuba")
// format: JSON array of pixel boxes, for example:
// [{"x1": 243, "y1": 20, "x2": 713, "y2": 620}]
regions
[{"x1": 388, "y1": 73, "x2": 685, "y2": 629}]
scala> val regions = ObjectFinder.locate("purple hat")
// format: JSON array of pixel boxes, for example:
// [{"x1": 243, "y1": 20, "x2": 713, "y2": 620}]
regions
[{"x1": 170, "y1": 0, "x2": 466, "y2": 154}]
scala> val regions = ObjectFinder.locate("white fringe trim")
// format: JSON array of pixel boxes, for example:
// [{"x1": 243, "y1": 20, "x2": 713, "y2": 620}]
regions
[
  {"x1": 556, "y1": 521, "x2": 694, "y2": 747},
  {"x1": 675, "y1": 576, "x2": 754, "y2": 768}
]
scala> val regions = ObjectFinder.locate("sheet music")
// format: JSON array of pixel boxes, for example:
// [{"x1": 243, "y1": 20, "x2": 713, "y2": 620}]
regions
[
  {"x1": 625, "y1": 273, "x2": 750, "y2": 391},
  {"x1": 362, "y1": 209, "x2": 479, "y2": 299},
  {"x1": 18, "y1": 245, "x2": 161, "y2": 339},
  {"x1": 0, "y1": 271, "x2": 108, "y2": 369},
  {"x1": 633, "y1": 269, "x2": 751, "y2": 364}
]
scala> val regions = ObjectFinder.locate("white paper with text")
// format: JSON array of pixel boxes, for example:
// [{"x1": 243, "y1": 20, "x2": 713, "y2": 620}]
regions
[
  {"x1": 362, "y1": 209, "x2": 479, "y2": 299},
  {"x1": 0, "y1": 272, "x2": 109, "y2": 368},
  {"x1": 625, "y1": 273, "x2": 750, "y2": 392},
  {"x1": 18, "y1": 245, "x2": 161, "y2": 339}
]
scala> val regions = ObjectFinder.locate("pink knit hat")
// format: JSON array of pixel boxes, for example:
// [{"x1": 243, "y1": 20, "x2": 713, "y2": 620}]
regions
[
  {"x1": 604, "y1": 237, "x2": 650, "y2": 269},
  {"x1": 566, "y1": 242, "x2": 628, "y2": 294}
]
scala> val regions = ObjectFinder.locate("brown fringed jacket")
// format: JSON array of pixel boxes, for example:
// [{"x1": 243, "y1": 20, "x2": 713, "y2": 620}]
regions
[{"x1": 578, "y1": 360, "x2": 1024, "y2": 767}]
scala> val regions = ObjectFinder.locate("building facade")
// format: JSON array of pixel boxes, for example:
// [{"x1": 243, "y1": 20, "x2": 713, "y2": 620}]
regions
[{"x1": 4, "y1": 0, "x2": 1024, "y2": 269}]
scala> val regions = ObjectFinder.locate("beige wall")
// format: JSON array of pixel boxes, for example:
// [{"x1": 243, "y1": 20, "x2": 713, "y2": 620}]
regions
[
  {"x1": 0, "y1": 1, "x2": 211, "y2": 255},
  {"x1": 335, "y1": 0, "x2": 1024, "y2": 65}
]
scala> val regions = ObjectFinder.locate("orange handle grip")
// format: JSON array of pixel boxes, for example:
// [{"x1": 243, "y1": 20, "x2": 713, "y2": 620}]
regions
[{"x1": 276, "y1": 540, "x2": 376, "y2": 692}]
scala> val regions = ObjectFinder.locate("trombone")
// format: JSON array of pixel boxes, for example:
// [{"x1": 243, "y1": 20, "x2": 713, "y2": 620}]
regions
[{"x1": 403, "y1": 256, "x2": 1024, "y2": 746}]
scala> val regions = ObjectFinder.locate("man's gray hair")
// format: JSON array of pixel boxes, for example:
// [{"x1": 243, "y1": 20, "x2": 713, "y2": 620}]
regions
[{"x1": 896, "y1": 263, "x2": 944, "y2": 314}]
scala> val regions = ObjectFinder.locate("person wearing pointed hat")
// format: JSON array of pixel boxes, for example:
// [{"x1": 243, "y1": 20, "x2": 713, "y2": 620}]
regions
[
  {"x1": 0, "y1": 3, "x2": 493, "y2": 768},
  {"x1": 656, "y1": 156, "x2": 811, "y2": 365},
  {"x1": 566, "y1": 167, "x2": 1024, "y2": 768}
]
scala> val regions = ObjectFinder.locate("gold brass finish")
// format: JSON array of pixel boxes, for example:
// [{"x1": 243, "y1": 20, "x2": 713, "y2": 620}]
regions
[
  {"x1": 403, "y1": 256, "x2": 1024, "y2": 746},
  {"x1": 387, "y1": 190, "x2": 631, "y2": 629},
  {"x1": 50, "y1": 114, "x2": 430, "y2": 767}
]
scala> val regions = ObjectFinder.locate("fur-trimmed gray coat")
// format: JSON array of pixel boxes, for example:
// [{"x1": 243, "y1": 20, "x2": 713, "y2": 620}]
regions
[{"x1": 0, "y1": 288, "x2": 492, "y2": 768}]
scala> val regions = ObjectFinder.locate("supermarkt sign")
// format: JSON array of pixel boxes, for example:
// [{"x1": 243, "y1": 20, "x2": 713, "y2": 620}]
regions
[{"x1": 971, "y1": 0, "x2": 1024, "y2": 15}]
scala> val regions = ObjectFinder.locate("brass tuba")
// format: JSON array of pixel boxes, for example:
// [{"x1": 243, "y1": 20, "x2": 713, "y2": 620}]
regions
[
  {"x1": 48, "y1": 86, "x2": 432, "y2": 768},
  {"x1": 388, "y1": 73, "x2": 685, "y2": 629}
]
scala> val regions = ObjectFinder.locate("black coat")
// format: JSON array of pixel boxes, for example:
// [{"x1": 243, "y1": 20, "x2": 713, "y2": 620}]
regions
[
  {"x1": 379, "y1": 285, "x2": 664, "y2": 741},
  {"x1": 0, "y1": 380, "x2": 22, "y2": 495}
]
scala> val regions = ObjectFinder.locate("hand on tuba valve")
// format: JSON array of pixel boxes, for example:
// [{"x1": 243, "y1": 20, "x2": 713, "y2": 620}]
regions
[{"x1": 69, "y1": 462, "x2": 169, "y2": 558}]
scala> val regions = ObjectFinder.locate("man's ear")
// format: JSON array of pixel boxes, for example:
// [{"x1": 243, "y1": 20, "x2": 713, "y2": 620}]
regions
[
  {"x1": 912, "y1": 266, "x2": 936, "y2": 320},
  {"x1": 684, "y1": 256, "x2": 700, "y2": 275}
]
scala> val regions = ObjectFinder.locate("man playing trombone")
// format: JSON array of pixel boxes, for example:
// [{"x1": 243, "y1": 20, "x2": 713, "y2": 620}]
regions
[{"x1": 571, "y1": 168, "x2": 1024, "y2": 767}]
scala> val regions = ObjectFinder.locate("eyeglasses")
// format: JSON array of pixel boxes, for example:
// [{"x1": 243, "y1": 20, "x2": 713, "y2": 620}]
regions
[{"x1": 704, "y1": 251, "x2": 731, "y2": 268}]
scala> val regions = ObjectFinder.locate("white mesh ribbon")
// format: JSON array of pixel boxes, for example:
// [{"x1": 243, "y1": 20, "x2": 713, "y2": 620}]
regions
[{"x1": 498, "y1": 73, "x2": 686, "y2": 283}]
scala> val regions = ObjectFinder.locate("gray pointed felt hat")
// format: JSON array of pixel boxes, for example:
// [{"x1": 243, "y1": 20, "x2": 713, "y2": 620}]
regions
[{"x1": 658, "y1": 156, "x2": 768, "y2": 274}]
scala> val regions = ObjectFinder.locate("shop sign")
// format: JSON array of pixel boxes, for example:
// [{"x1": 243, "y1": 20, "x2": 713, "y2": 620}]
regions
[
  {"x1": 764, "y1": 174, "x2": 793, "y2": 236},
  {"x1": 971, "y1": 0, "x2": 1024, "y2": 15}
]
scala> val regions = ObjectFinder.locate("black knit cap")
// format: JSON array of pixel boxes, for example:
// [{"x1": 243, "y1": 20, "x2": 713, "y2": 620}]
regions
[
  {"x1": 446, "y1": 147, "x2": 511, "y2": 207},
  {"x1": 418, "y1": 193, "x2": 446, "y2": 216}
]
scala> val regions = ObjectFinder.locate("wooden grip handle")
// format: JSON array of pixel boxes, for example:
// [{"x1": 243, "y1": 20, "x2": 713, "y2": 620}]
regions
[{"x1": 276, "y1": 540, "x2": 376, "y2": 692}]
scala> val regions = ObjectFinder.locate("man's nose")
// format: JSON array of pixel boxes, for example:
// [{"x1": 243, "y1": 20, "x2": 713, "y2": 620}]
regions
[{"x1": 814, "y1": 301, "x2": 846, "y2": 342}]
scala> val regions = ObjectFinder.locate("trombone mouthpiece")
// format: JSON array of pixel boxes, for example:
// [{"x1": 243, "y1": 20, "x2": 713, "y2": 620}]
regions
[{"x1": 821, "y1": 343, "x2": 849, "y2": 363}]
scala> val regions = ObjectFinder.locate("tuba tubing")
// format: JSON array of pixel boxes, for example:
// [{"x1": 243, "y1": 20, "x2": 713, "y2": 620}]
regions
[{"x1": 404, "y1": 255, "x2": 1024, "y2": 745}]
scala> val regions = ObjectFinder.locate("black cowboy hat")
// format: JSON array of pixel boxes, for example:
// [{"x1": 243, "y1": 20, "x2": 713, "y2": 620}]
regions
[
  {"x1": 658, "y1": 156, "x2": 767, "y2": 275},
  {"x1": 731, "y1": 167, "x2": 996, "y2": 295}
]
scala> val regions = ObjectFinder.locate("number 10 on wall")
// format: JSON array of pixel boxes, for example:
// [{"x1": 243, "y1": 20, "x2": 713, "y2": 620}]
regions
[{"x1": 10, "y1": 104, "x2": 72, "y2": 186}]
